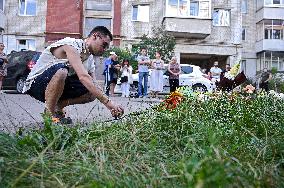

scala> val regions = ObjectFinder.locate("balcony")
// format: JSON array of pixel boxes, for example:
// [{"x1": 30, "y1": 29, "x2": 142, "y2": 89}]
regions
[
  {"x1": 256, "y1": 39, "x2": 284, "y2": 52},
  {"x1": 256, "y1": 7, "x2": 284, "y2": 22},
  {"x1": 162, "y1": 17, "x2": 212, "y2": 39},
  {"x1": 0, "y1": 11, "x2": 5, "y2": 29}
]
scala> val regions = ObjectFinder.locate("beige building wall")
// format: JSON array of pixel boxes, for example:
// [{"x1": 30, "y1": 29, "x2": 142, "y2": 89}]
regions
[
  {"x1": 3, "y1": 0, "x2": 47, "y2": 53},
  {"x1": 241, "y1": 0, "x2": 257, "y2": 77},
  {"x1": 120, "y1": 0, "x2": 242, "y2": 73},
  {"x1": 120, "y1": 0, "x2": 162, "y2": 46}
]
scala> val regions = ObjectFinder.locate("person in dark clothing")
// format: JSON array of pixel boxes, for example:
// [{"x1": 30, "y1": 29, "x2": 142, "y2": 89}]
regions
[
  {"x1": 167, "y1": 57, "x2": 181, "y2": 92},
  {"x1": 103, "y1": 51, "x2": 120, "y2": 96},
  {"x1": 109, "y1": 56, "x2": 120, "y2": 96},
  {"x1": 259, "y1": 68, "x2": 272, "y2": 92}
]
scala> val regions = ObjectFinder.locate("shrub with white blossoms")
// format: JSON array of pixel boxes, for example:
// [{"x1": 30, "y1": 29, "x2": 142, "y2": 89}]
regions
[{"x1": 269, "y1": 90, "x2": 284, "y2": 99}]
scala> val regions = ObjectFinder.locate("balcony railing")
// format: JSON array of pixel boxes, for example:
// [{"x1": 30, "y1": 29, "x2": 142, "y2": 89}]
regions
[
  {"x1": 256, "y1": 39, "x2": 284, "y2": 52},
  {"x1": 256, "y1": 6, "x2": 284, "y2": 22},
  {"x1": 162, "y1": 17, "x2": 212, "y2": 39}
]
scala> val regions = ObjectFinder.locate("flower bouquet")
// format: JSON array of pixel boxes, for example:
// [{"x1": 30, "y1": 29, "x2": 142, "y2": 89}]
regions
[{"x1": 218, "y1": 60, "x2": 247, "y2": 92}]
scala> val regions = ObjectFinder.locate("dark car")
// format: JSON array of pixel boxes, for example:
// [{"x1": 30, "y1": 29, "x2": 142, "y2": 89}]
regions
[{"x1": 2, "y1": 50, "x2": 41, "y2": 93}]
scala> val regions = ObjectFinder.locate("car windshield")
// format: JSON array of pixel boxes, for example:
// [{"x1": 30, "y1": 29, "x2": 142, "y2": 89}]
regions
[
  {"x1": 161, "y1": 65, "x2": 194, "y2": 75},
  {"x1": 181, "y1": 66, "x2": 193, "y2": 74}
]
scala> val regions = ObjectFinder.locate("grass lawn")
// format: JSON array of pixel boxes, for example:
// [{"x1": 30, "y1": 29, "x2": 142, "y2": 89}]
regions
[{"x1": 0, "y1": 92, "x2": 283, "y2": 187}]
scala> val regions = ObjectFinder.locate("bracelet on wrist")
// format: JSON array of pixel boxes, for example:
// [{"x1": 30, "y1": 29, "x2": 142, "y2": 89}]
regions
[
  {"x1": 97, "y1": 94, "x2": 108, "y2": 104},
  {"x1": 104, "y1": 98, "x2": 110, "y2": 105}
]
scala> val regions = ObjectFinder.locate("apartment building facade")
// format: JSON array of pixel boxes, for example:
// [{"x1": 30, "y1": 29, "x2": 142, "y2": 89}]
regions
[
  {"x1": 242, "y1": 0, "x2": 284, "y2": 77},
  {"x1": 1, "y1": 0, "x2": 47, "y2": 53},
  {"x1": 119, "y1": 0, "x2": 243, "y2": 74},
  {"x1": 1, "y1": 1, "x2": 282, "y2": 77}
]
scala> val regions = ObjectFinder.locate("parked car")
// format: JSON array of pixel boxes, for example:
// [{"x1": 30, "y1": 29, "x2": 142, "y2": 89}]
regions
[
  {"x1": 114, "y1": 64, "x2": 216, "y2": 96},
  {"x1": 2, "y1": 50, "x2": 41, "y2": 93}
]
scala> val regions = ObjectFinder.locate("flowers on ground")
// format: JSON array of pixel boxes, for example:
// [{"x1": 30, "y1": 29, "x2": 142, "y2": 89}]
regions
[{"x1": 242, "y1": 84, "x2": 255, "y2": 94}]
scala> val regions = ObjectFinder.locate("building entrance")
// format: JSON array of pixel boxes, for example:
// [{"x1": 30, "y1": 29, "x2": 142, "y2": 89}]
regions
[{"x1": 180, "y1": 53, "x2": 228, "y2": 74}]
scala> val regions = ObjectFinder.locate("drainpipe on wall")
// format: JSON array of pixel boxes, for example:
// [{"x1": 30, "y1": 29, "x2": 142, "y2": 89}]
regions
[{"x1": 112, "y1": 0, "x2": 121, "y2": 47}]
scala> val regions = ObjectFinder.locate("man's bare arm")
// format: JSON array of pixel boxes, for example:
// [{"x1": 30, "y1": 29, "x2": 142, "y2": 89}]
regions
[{"x1": 55, "y1": 45, "x2": 123, "y2": 116}]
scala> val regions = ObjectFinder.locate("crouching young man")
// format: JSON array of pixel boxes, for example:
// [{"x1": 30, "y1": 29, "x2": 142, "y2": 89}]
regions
[{"x1": 23, "y1": 26, "x2": 124, "y2": 123}]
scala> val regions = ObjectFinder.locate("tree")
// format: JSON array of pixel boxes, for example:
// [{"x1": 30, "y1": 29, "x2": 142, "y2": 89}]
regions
[{"x1": 132, "y1": 26, "x2": 176, "y2": 63}]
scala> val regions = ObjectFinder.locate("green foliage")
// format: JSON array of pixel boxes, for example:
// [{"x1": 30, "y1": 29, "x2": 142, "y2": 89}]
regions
[
  {"x1": 132, "y1": 26, "x2": 176, "y2": 63},
  {"x1": 271, "y1": 67, "x2": 278, "y2": 75},
  {"x1": 0, "y1": 93, "x2": 284, "y2": 187}
]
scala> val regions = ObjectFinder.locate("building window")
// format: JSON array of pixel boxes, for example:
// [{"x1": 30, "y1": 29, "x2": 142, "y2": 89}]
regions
[
  {"x1": 241, "y1": 0, "x2": 247, "y2": 13},
  {"x1": 132, "y1": 5, "x2": 149, "y2": 22},
  {"x1": 263, "y1": 20, "x2": 284, "y2": 40},
  {"x1": 84, "y1": 18, "x2": 111, "y2": 36},
  {"x1": 0, "y1": 0, "x2": 4, "y2": 11},
  {"x1": 264, "y1": 0, "x2": 284, "y2": 6},
  {"x1": 257, "y1": 51, "x2": 284, "y2": 71},
  {"x1": 166, "y1": 0, "x2": 210, "y2": 18},
  {"x1": 242, "y1": 28, "x2": 246, "y2": 40},
  {"x1": 213, "y1": 9, "x2": 230, "y2": 26},
  {"x1": 17, "y1": 39, "x2": 35, "y2": 51},
  {"x1": 19, "y1": 0, "x2": 36, "y2": 16},
  {"x1": 85, "y1": 0, "x2": 112, "y2": 11}
]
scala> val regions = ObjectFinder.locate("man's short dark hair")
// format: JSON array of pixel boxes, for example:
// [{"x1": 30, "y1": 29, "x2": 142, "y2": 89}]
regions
[
  {"x1": 88, "y1": 26, "x2": 113, "y2": 41},
  {"x1": 140, "y1": 46, "x2": 147, "y2": 51}
]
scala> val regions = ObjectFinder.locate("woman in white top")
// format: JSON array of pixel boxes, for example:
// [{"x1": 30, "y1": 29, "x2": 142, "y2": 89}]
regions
[
  {"x1": 150, "y1": 52, "x2": 164, "y2": 98},
  {"x1": 120, "y1": 59, "x2": 133, "y2": 97}
]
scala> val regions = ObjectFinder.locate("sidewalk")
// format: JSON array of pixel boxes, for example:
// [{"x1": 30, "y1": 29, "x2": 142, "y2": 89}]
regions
[{"x1": 0, "y1": 93, "x2": 162, "y2": 134}]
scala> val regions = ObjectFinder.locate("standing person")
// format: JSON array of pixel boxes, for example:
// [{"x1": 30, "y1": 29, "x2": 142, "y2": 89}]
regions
[
  {"x1": 259, "y1": 68, "x2": 272, "y2": 92},
  {"x1": 137, "y1": 47, "x2": 151, "y2": 98},
  {"x1": 150, "y1": 51, "x2": 164, "y2": 98},
  {"x1": 109, "y1": 55, "x2": 121, "y2": 96},
  {"x1": 209, "y1": 61, "x2": 222, "y2": 82},
  {"x1": 22, "y1": 26, "x2": 124, "y2": 123},
  {"x1": 168, "y1": 57, "x2": 181, "y2": 93},
  {"x1": 0, "y1": 43, "x2": 8, "y2": 94},
  {"x1": 221, "y1": 63, "x2": 231, "y2": 80},
  {"x1": 120, "y1": 59, "x2": 133, "y2": 97},
  {"x1": 103, "y1": 51, "x2": 117, "y2": 96}
]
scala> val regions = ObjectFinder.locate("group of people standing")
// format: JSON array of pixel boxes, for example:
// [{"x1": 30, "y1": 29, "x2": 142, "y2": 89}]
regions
[
  {"x1": 104, "y1": 47, "x2": 182, "y2": 98},
  {"x1": 136, "y1": 47, "x2": 182, "y2": 97},
  {"x1": 103, "y1": 51, "x2": 133, "y2": 97}
]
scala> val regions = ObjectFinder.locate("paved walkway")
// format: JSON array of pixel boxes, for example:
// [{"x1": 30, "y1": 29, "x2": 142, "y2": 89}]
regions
[{"x1": 0, "y1": 92, "x2": 163, "y2": 133}]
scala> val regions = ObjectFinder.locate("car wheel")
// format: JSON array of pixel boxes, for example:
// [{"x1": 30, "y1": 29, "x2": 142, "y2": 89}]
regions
[
  {"x1": 16, "y1": 77, "x2": 26, "y2": 93},
  {"x1": 129, "y1": 82, "x2": 138, "y2": 97},
  {"x1": 192, "y1": 84, "x2": 207, "y2": 93}
]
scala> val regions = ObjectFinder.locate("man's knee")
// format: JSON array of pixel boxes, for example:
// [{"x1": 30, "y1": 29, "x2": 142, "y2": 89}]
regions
[
  {"x1": 86, "y1": 92, "x2": 96, "y2": 102},
  {"x1": 54, "y1": 68, "x2": 68, "y2": 80}
]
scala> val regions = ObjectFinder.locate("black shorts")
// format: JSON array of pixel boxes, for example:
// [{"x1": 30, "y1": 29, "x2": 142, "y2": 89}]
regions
[{"x1": 27, "y1": 63, "x2": 88, "y2": 102}]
